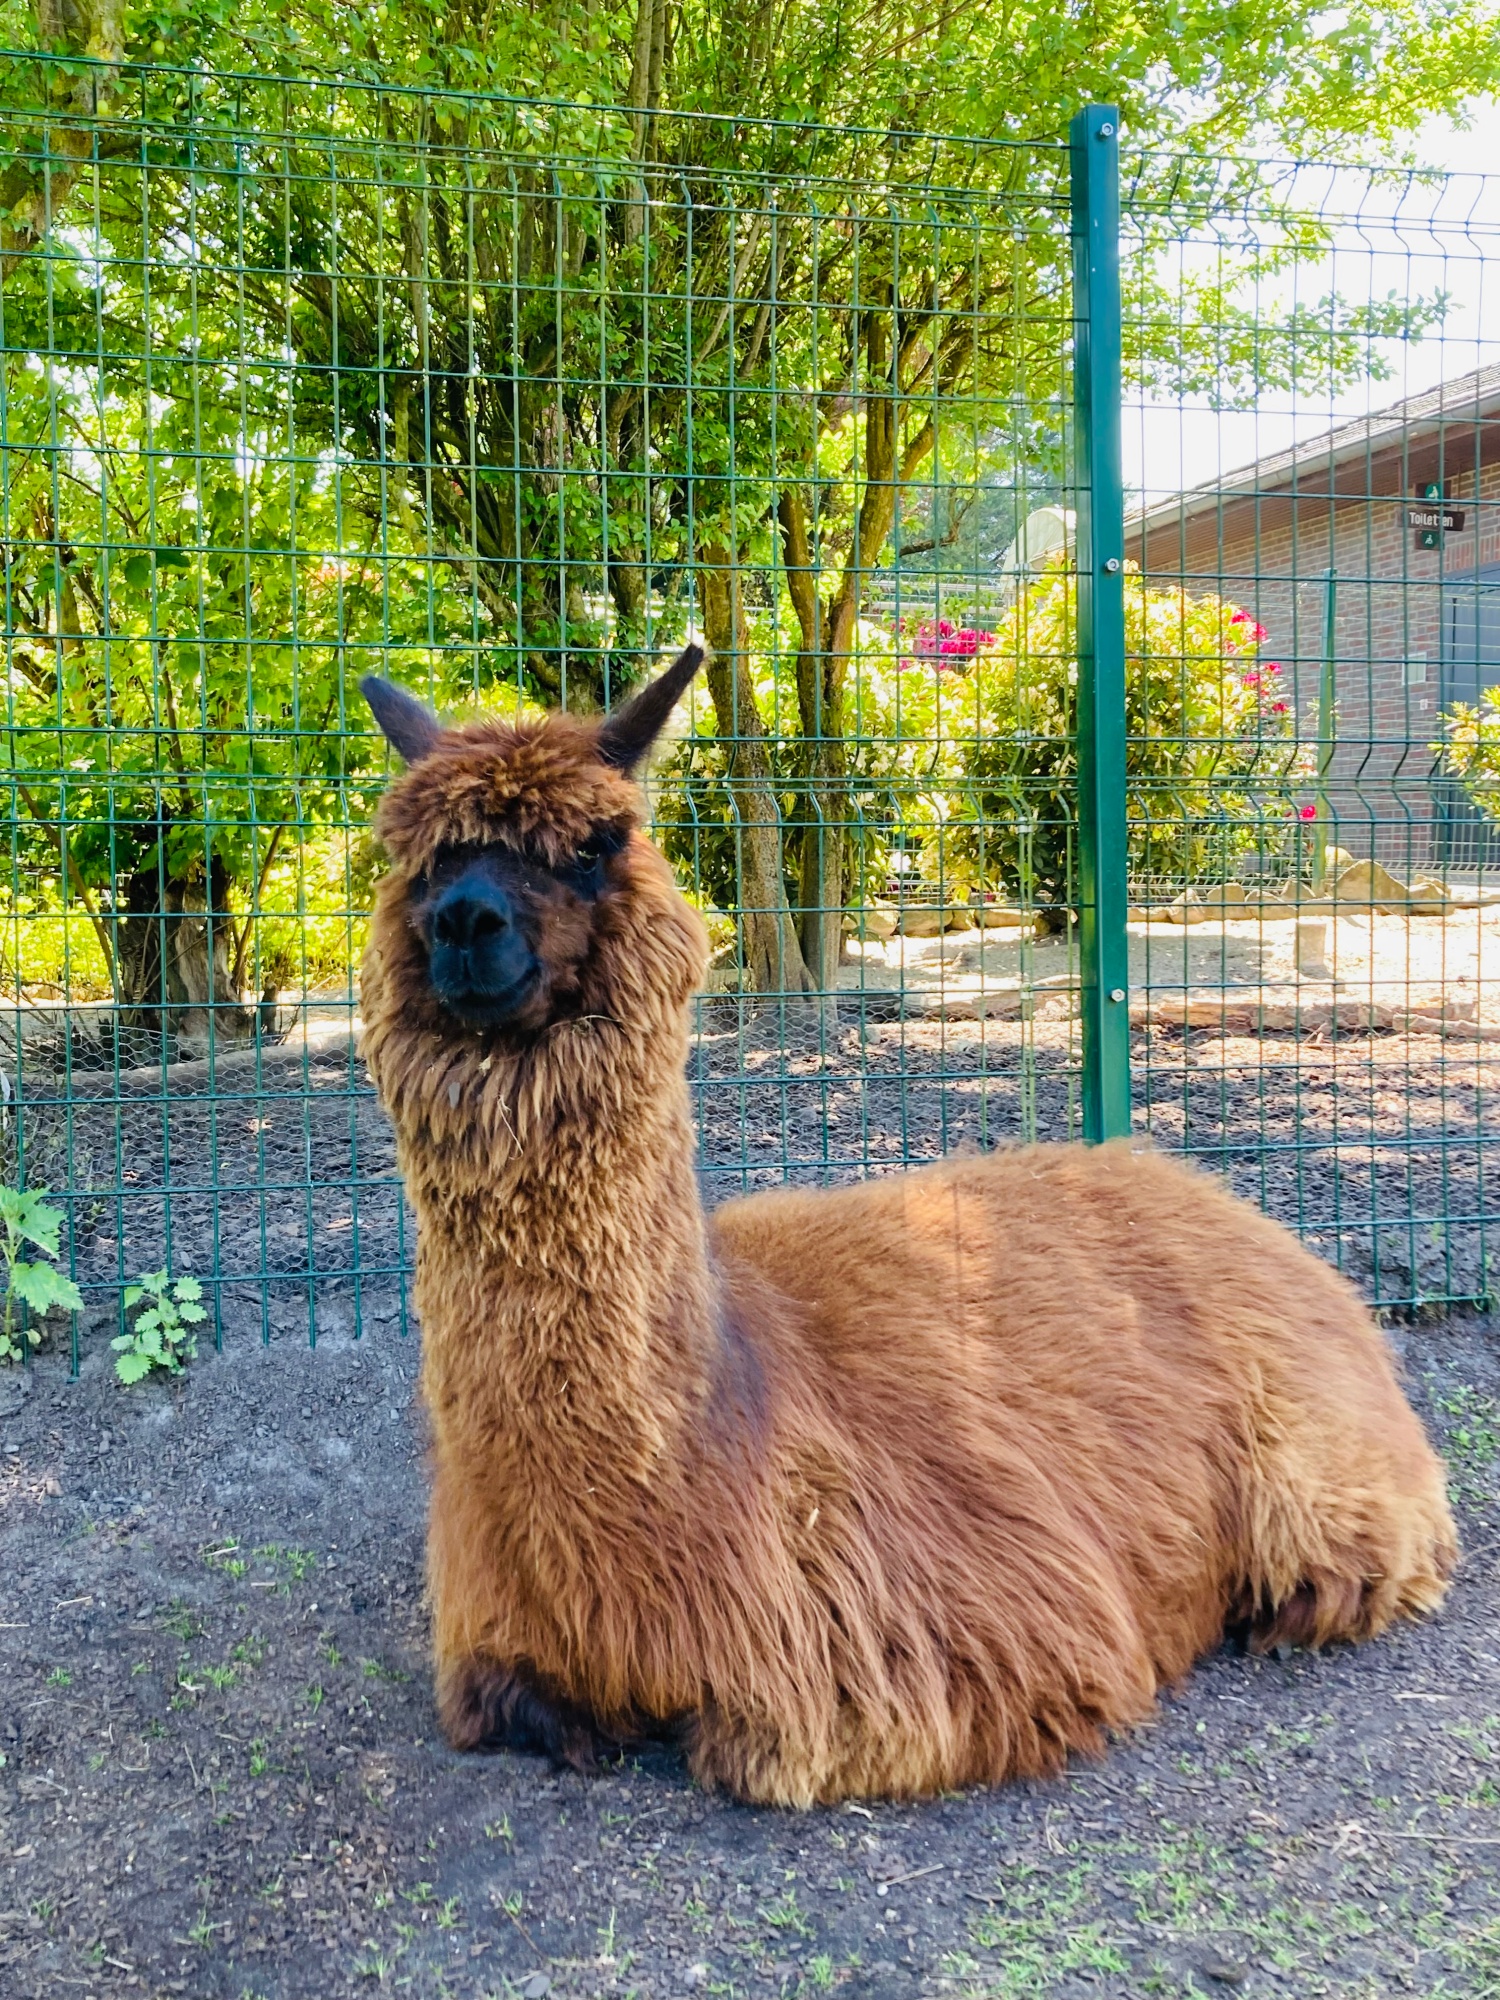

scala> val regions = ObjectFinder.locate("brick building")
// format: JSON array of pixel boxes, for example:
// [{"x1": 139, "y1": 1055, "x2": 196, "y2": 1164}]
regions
[{"x1": 1129, "y1": 363, "x2": 1500, "y2": 866}]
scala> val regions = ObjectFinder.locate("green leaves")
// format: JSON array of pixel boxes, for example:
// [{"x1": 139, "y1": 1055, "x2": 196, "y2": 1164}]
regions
[
  {"x1": 0, "y1": 1184, "x2": 67, "y2": 1259},
  {"x1": 118, "y1": 547, "x2": 193, "y2": 591},
  {"x1": 1436, "y1": 686, "x2": 1500, "y2": 821},
  {"x1": 0, "y1": 1186, "x2": 81, "y2": 1366},
  {"x1": 938, "y1": 565, "x2": 1316, "y2": 909},
  {"x1": 10, "y1": 1262, "x2": 85, "y2": 1316},
  {"x1": 113, "y1": 1270, "x2": 207, "y2": 1385}
]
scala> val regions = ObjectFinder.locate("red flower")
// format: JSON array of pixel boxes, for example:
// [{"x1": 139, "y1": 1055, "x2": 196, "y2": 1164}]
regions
[{"x1": 911, "y1": 618, "x2": 996, "y2": 661}]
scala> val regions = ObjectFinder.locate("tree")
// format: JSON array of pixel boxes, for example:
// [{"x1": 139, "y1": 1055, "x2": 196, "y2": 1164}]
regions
[
  {"x1": 0, "y1": 0, "x2": 1493, "y2": 1005},
  {"x1": 0, "y1": 219, "x2": 504, "y2": 1041}
]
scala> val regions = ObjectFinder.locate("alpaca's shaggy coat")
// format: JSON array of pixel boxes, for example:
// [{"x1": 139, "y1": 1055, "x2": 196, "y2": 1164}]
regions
[{"x1": 360, "y1": 668, "x2": 1456, "y2": 1806}]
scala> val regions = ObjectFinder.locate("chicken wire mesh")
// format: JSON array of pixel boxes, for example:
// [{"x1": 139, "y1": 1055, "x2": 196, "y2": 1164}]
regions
[{"x1": 0, "y1": 59, "x2": 1495, "y2": 1365}]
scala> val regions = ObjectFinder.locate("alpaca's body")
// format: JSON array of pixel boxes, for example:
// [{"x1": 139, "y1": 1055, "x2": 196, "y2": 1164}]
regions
[{"x1": 358, "y1": 654, "x2": 1456, "y2": 1806}]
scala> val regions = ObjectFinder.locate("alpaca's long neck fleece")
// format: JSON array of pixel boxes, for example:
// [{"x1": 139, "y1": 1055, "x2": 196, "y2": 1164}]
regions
[{"x1": 392, "y1": 1015, "x2": 729, "y2": 1495}]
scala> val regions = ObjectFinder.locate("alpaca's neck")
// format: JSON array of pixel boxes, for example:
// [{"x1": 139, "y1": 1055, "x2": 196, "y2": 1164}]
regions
[{"x1": 403, "y1": 1023, "x2": 726, "y2": 1476}]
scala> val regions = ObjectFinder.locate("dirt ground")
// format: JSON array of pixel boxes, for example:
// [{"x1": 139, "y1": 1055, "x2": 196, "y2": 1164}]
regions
[{"x1": 2, "y1": 1024, "x2": 1499, "y2": 2000}]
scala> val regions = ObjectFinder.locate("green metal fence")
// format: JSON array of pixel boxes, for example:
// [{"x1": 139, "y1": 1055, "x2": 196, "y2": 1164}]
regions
[{"x1": 0, "y1": 58, "x2": 1496, "y2": 1361}]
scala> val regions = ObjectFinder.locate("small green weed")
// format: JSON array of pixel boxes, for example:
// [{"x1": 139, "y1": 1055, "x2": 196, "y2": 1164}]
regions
[
  {"x1": 114, "y1": 1270, "x2": 206, "y2": 1383},
  {"x1": 0, "y1": 1185, "x2": 83, "y2": 1364},
  {"x1": 1438, "y1": 1385, "x2": 1500, "y2": 1505},
  {"x1": 760, "y1": 1888, "x2": 813, "y2": 1936}
]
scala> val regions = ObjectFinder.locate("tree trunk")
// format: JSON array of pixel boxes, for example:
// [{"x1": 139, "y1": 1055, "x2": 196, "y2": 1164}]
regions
[
  {"x1": 115, "y1": 853, "x2": 255, "y2": 1061},
  {"x1": 1, "y1": 0, "x2": 125, "y2": 275},
  {"x1": 698, "y1": 548, "x2": 814, "y2": 1004},
  {"x1": 776, "y1": 490, "x2": 846, "y2": 1006},
  {"x1": 778, "y1": 345, "x2": 935, "y2": 1005}
]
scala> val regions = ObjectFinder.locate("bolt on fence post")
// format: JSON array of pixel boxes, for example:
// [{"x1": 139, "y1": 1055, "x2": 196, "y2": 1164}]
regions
[{"x1": 1070, "y1": 105, "x2": 1132, "y2": 1143}]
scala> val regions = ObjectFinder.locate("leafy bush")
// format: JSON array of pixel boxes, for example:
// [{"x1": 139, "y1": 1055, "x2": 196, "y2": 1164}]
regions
[
  {"x1": 0, "y1": 1187, "x2": 83, "y2": 1364},
  {"x1": 113, "y1": 1271, "x2": 207, "y2": 1384},
  {"x1": 1436, "y1": 688, "x2": 1500, "y2": 819},
  {"x1": 653, "y1": 606, "x2": 982, "y2": 920},
  {"x1": 655, "y1": 568, "x2": 1312, "y2": 943},
  {"x1": 926, "y1": 565, "x2": 1312, "y2": 915}
]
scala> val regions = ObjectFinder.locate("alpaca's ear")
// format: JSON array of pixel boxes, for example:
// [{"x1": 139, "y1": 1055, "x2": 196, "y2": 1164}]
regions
[
  {"x1": 361, "y1": 676, "x2": 445, "y2": 766},
  {"x1": 597, "y1": 643, "x2": 706, "y2": 772}
]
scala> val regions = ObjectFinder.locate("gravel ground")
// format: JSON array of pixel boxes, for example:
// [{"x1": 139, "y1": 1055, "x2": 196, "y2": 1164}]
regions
[{"x1": 1, "y1": 1020, "x2": 1498, "y2": 2000}]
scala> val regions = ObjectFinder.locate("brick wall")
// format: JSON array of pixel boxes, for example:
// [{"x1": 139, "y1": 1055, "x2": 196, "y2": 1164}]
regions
[{"x1": 1140, "y1": 459, "x2": 1500, "y2": 867}]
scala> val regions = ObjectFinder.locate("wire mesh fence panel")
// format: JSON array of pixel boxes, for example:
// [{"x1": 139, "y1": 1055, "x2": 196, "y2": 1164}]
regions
[
  {"x1": 1122, "y1": 150, "x2": 1500, "y2": 1310},
  {"x1": 0, "y1": 59, "x2": 1087, "y2": 1358},
  {"x1": 3, "y1": 60, "x2": 1497, "y2": 1358}
]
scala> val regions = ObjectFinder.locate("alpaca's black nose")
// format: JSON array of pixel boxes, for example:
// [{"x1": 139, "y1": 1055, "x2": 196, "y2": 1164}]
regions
[{"x1": 432, "y1": 887, "x2": 510, "y2": 950}]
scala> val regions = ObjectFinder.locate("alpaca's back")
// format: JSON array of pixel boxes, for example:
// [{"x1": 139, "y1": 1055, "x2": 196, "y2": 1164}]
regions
[{"x1": 705, "y1": 1138, "x2": 1454, "y2": 1795}]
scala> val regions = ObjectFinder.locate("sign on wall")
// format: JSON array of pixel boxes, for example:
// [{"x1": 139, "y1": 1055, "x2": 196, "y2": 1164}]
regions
[{"x1": 1412, "y1": 481, "x2": 1465, "y2": 548}]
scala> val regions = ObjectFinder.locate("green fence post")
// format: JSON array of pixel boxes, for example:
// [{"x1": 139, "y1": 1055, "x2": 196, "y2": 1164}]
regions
[{"x1": 1070, "y1": 104, "x2": 1132, "y2": 1143}]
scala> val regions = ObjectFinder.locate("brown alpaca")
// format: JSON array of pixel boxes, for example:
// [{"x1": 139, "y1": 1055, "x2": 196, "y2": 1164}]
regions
[{"x1": 358, "y1": 647, "x2": 1456, "y2": 1806}]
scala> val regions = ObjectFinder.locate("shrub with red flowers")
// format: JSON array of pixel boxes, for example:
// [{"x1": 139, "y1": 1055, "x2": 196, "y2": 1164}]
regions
[
  {"x1": 914, "y1": 563, "x2": 1313, "y2": 915},
  {"x1": 899, "y1": 618, "x2": 999, "y2": 669}
]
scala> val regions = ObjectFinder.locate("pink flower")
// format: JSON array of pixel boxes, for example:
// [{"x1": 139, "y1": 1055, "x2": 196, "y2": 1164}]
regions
[
  {"x1": 910, "y1": 619, "x2": 997, "y2": 662},
  {"x1": 1299, "y1": 804, "x2": 1318, "y2": 820},
  {"x1": 1271, "y1": 701, "x2": 1288, "y2": 713},
  {"x1": 1230, "y1": 611, "x2": 1268, "y2": 642},
  {"x1": 1242, "y1": 672, "x2": 1261, "y2": 689}
]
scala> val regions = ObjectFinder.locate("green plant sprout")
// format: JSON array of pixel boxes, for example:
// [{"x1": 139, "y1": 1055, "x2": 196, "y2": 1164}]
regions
[
  {"x1": 0, "y1": 1186, "x2": 83, "y2": 1364},
  {"x1": 113, "y1": 1271, "x2": 207, "y2": 1384}
]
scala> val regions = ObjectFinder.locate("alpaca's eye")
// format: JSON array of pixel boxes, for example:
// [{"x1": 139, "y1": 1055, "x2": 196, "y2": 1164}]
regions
[{"x1": 575, "y1": 839, "x2": 604, "y2": 870}]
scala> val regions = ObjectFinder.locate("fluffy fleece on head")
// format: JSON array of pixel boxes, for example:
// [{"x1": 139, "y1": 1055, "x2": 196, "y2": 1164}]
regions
[
  {"x1": 358, "y1": 678, "x2": 710, "y2": 1173},
  {"x1": 372, "y1": 715, "x2": 643, "y2": 877}
]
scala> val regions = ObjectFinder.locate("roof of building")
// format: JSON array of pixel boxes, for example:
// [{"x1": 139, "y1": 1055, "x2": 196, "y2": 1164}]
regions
[{"x1": 1132, "y1": 360, "x2": 1500, "y2": 538}]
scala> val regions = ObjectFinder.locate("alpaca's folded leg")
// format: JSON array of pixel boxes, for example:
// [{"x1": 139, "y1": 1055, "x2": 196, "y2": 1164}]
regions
[
  {"x1": 1247, "y1": 1533, "x2": 1456, "y2": 1655},
  {"x1": 437, "y1": 1655, "x2": 606, "y2": 1773},
  {"x1": 1237, "y1": 1444, "x2": 1457, "y2": 1655},
  {"x1": 684, "y1": 1702, "x2": 834, "y2": 1808}
]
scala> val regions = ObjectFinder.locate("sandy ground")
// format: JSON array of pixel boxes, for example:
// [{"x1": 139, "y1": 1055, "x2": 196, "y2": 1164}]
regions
[{"x1": 841, "y1": 908, "x2": 1500, "y2": 1029}]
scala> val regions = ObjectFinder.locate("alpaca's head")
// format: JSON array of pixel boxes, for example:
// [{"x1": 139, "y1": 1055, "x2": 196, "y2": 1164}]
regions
[{"x1": 361, "y1": 647, "x2": 708, "y2": 1041}]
